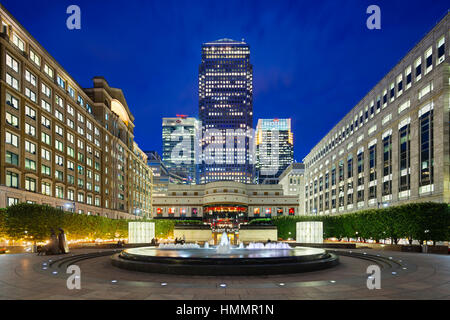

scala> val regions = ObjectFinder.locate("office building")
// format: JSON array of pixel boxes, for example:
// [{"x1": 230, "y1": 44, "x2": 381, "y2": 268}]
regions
[
  {"x1": 256, "y1": 118, "x2": 294, "y2": 184},
  {"x1": 303, "y1": 13, "x2": 449, "y2": 215},
  {"x1": 198, "y1": 39, "x2": 254, "y2": 184},
  {"x1": 0, "y1": 5, "x2": 152, "y2": 219},
  {"x1": 162, "y1": 115, "x2": 198, "y2": 184}
]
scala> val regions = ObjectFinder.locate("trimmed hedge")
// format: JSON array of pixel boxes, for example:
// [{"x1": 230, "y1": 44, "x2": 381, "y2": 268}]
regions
[
  {"x1": 273, "y1": 202, "x2": 450, "y2": 243},
  {"x1": 0, "y1": 203, "x2": 202, "y2": 242}
]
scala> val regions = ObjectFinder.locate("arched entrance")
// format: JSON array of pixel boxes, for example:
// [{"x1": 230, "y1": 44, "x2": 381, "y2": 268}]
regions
[{"x1": 203, "y1": 205, "x2": 248, "y2": 245}]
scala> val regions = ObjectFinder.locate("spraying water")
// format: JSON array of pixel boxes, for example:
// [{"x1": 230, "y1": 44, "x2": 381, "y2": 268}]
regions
[{"x1": 216, "y1": 232, "x2": 232, "y2": 254}]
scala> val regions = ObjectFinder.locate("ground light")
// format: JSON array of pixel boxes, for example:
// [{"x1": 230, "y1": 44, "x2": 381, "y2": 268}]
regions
[{"x1": 219, "y1": 283, "x2": 227, "y2": 288}]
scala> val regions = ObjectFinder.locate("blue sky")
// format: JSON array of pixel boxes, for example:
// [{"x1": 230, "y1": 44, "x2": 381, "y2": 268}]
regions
[{"x1": 3, "y1": 0, "x2": 449, "y2": 161}]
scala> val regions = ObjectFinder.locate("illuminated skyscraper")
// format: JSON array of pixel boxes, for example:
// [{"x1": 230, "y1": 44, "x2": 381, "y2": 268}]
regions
[
  {"x1": 162, "y1": 116, "x2": 199, "y2": 184},
  {"x1": 198, "y1": 39, "x2": 254, "y2": 184},
  {"x1": 256, "y1": 119, "x2": 294, "y2": 184}
]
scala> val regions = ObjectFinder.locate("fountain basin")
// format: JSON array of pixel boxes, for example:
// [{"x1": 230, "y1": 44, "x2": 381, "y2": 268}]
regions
[{"x1": 111, "y1": 246, "x2": 339, "y2": 275}]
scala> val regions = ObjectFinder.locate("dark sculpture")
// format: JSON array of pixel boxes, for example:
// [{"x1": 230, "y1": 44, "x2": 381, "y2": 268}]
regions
[
  {"x1": 44, "y1": 228, "x2": 60, "y2": 255},
  {"x1": 58, "y1": 228, "x2": 69, "y2": 254}
]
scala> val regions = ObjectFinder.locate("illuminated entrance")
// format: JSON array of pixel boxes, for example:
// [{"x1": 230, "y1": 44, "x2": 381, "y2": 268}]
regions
[{"x1": 203, "y1": 205, "x2": 248, "y2": 245}]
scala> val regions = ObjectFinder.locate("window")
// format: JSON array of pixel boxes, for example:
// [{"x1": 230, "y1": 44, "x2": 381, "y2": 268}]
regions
[
  {"x1": 6, "y1": 131, "x2": 19, "y2": 148},
  {"x1": 55, "y1": 124, "x2": 63, "y2": 136},
  {"x1": 418, "y1": 82, "x2": 433, "y2": 100},
  {"x1": 41, "y1": 182, "x2": 51, "y2": 196},
  {"x1": 6, "y1": 171, "x2": 19, "y2": 188},
  {"x1": 6, "y1": 151, "x2": 19, "y2": 165},
  {"x1": 55, "y1": 140, "x2": 64, "y2": 152},
  {"x1": 68, "y1": 86, "x2": 75, "y2": 98},
  {"x1": 12, "y1": 33, "x2": 25, "y2": 51},
  {"x1": 6, "y1": 73, "x2": 19, "y2": 90},
  {"x1": 67, "y1": 189, "x2": 74, "y2": 201},
  {"x1": 67, "y1": 118, "x2": 74, "y2": 129},
  {"x1": 57, "y1": 76, "x2": 66, "y2": 89},
  {"x1": 419, "y1": 108, "x2": 433, "y2": 187},
  {"x1": 55, "y1": 170, "x2": 64, "y2": 181},
  {"x1": 55, "y1": 109, "x2": 64, "y2": 122},
  {"x1": 25, "y1": 70, "x2": 36, "y2": 86},
  {"x1": 6, "y1": 53, "x2": 19, "y2": 72},
  {"x1": 29, "y1": 49, "x2": 41, "y2": 66},
  {"x1": 25, "y1": 140, "x2": 36, "y2": 154},
  {"x1": 25, "y1": 88, "x2": 36, "y2": 102},
  {"x1": 67, "y1": 132, "x2": 74, "y2": 144},
  {"x1": 55, "y1": 95, "x2": 64, "y2": 108},
  {"x1": 425, "y1": 46, "x2": 432, "y2": 74},
  {"x1": 44, "y1": 64, "x2": 54, "y2": 78},
  {"x1": 41, "y1": 115, "x2": 51, "y2": 129},
  {"x1": 25, "y1": 177, "x2": 36, "y2": 192},
  {"x1": 41, "y1": 148, "x2": 51, "y2": 161},
  {"x1": 67, "y1": 146, "x2": 75, "y2": 158},
  {"x1": 41, "y1": 132, "x2": 51, "y2": 145},
  {"x1": 405, "y1": 65, "x2": 412, "y2": 90},
  {"x1": 415, "y1": 57, "x2": 422, "y2": 81},
  {"x1": 56, "y1": 186, "x2": 64, "y2": 199},
  {"x1": 7, "y1": 197, "x2": 19, "y2": 206},
  {"x1": 399, "y1": 124, "x2": 411, "y2": 192},
  {"x1": 67, "y1": 105, "x2": 74, "y2": 116},
  {"x1": 41, "y1": 83, "x2": 51, "y2": 98},
  {"x1": 6, "y1": 92, "x2": 19, "y2": 109},
  {"x1": 25, "y1": 158, "x2": 36, "y2": 171},
  {"x1": 41, "y1": 164, "x2": 51, "y2": 176},
  {"x1": 25, "y1": 123, "x2": 36, "y2": 137},
  {"x1": 25, "y1": 105, "x2": 36, "y2": 119},
  {"x1": 55, "y1": 154, "x2": 64, "y2": 166},
  {"x1": 6, "y1": 112, "x2": 19, "y2": 128}
]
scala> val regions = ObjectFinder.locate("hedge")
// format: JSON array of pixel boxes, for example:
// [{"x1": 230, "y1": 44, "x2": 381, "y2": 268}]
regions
[
  {"x1": 0, "y1": 203, "x2": 202, "y2": 242},
  {"x1": 273, "y1": 202, "x2": 450, "y2": 243}
]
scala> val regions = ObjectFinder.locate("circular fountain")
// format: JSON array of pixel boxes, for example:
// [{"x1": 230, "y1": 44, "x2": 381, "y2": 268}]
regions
[{"x1": 111, "y1": 232, "x2": 339, "y2": 275}]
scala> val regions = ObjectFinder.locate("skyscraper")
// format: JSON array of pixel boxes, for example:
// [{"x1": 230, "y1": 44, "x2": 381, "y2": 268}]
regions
[
  {"x1": 256, "y1": 119, "x2": 294, "y2": 184},
  {"x1": 198, "y1": 39, "x2": 254, "y2": 184},
  {"x1": 162, "y1": 115, "x2": 199, "y2": 184}
]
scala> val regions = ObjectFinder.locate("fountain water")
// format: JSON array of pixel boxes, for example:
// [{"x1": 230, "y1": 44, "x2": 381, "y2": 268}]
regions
[
  {"x1": 204, "y1": 242, "x2": 210, "y2": 249},
  {"x1": 158, "y1": 243, "x2": 201, "y2": 250},
  {"x1": 216, "y1": 232, "x2": 232, "y2": 254}
]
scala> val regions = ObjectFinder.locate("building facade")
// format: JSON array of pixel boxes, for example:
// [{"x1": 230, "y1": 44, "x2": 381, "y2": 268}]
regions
[
  {"x1": 303, "y1": 13, "x2": 450, "y2": 216},
  {"x1": 146, "y1": 150, "x2": 186, "y2": 197},
  {"x1": 256, "y1": 118, "x2": 294, "y2": 184},
  {"x1": 162, "y1": 115, "x2": 198, "y2": 184},
  {"x1": 152, "y1": 181, "x2": 299, "y2": 220},
  {"x1": 0, "y1": 5, "x2": 152, "y2": 219},
  {"x1": 198, "y1": 39, "x2": 254, "y2": 184}
]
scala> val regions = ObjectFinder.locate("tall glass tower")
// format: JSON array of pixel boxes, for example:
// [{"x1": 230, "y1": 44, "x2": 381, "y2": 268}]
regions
[
  {"x1": 162, "y1": 116, "x2": 199, "y2": 184},
  {"x1": 198, "y1": 39, "x2": 254, "y2": 184},
  {"x1": 255, "y1": 118, "x2": 294, "y2": 184}
]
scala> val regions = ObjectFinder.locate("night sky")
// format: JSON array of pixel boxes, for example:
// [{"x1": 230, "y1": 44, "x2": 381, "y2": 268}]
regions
[{"x1": 2, "y1": 0, "x2": 449, "y2": 162}]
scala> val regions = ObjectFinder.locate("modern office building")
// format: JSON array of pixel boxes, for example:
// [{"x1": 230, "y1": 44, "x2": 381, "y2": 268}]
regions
[
  {"x1": 278, "y1": 163, "x2": 305, "y2": 196},
  {"x1": 256, "y1": 118, "x2": 294, "y2": 184},
  {"x1": 146, "y1": 150, "x2": 186, "y2": 196},
  {"x1": 303, "y1": 13, "x2": 449, "y2": 215},
  {"x1": 198, "y1": 38, "x2": 254, "y2": 184},
  {"x1": 0, "y1": 5, "x2": 152, "y2": 219},
  {"x1": 162, "y1": 115, "x2": 199, "y2": 184}
]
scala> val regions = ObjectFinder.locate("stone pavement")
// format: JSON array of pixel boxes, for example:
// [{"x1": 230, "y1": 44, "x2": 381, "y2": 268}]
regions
[{"x1": 0, "y1": 248, "x2": 448, "y2": 300}]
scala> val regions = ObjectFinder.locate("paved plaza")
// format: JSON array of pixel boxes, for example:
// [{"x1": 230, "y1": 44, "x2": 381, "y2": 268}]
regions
[{"x1": 0, "y1": 248, "x2": 448, "y2": 300}]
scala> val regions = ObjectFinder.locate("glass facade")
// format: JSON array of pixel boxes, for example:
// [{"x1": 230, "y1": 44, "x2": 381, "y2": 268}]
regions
[{"x1": 198, "y1": 39, "x2": 253, "y2": 184}]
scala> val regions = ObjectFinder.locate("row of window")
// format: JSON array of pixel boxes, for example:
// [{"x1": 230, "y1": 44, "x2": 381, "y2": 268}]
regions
[
  {"x1": 305, "y1": 108, "x2": 434, "y2": 213},
  {"x1": 306, "y1": 34, "x2": 446, "y2": 169}
]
